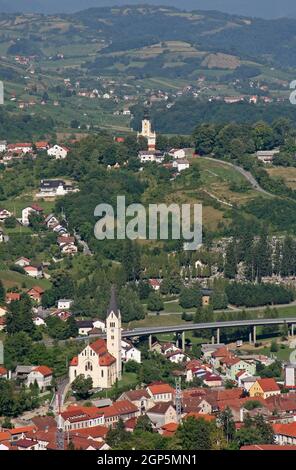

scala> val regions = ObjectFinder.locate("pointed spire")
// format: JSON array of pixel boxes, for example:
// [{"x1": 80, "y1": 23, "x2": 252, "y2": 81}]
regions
[{"x1": 107, "y1": 285, "x2": 120, "y2": 317}]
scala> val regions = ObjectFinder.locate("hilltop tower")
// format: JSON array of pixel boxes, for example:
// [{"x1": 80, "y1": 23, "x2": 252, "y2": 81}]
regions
[
  {"x1": 138, "y1": 111, "x2": 156, "y2": 151},
  {"x1": 106, "y1": 286, "x2": 122, "y2": 380}
]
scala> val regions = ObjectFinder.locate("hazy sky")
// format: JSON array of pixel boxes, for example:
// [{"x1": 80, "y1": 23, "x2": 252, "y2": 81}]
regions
[{"x1": 0, "y1": 0, "x2": 295, "y2": 19}]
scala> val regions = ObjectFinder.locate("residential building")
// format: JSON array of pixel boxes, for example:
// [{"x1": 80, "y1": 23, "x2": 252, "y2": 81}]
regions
[
  {"x1": 47, "y1": 145, "x2": 69, "y2": 160},
  {"x1": 249, "y1": 378, "x2": 281, "y2": 399},
  {"x1": 146, "y1": 383, "x2": 175, "y2": 402},
  {"x1": 26, "y1": 366, "x2": 53, "y2": 390},
  {"x1": 147, "y1": 402, "x2": 177, "y2": 427},
  {"x1": 21, "y1": 204, "x2": 44, "y2": 226}
]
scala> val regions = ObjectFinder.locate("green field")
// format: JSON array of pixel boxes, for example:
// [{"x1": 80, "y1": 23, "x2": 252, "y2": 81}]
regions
[{"x1": 0, "y1": 270, "x2": 51, "y2": 290}]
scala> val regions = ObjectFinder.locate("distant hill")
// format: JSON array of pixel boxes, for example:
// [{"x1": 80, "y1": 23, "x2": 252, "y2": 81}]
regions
[{"x1": 0, "y1": 0, "x2": 296, "y2": 19}]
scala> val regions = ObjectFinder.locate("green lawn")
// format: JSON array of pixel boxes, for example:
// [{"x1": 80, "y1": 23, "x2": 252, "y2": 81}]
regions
[{"x1": 0, "y1": 270, "x2": 51, "y2": 290}]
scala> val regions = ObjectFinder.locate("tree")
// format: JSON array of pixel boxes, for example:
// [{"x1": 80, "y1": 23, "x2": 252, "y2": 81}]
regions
[
  {"x1": 218, "y1": 407, "x2": 235, "y2": 443},
  {"x1": 106, "y1": 418, "x2": 129, "y2": 447},
  {"x1": 0, "y1": 280, "x2": 5, "y2": 302},
  {"x1": 71, "y1": 375, "x2": 93, "y2": 400},
  {"x1": 176, "y1": 417, "x2": 212, "y2": 450},
  {"x1": 147, "y1": 292, "x2": 164, "y2": 312},
  {"x1": 135, "y1": 415, "x2": 153, "y2": 433}
]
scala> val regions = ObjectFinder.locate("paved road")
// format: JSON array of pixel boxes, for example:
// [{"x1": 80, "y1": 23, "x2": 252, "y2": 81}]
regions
[
  {"x1": 74, "y1": 230, "x2": 92, "y2": 255},
  {"x1": 203, "y1": 157, "x2": 274, "y2": 197}
]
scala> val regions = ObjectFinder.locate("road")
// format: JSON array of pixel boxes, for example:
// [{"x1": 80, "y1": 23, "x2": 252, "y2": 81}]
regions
[
  {"x1": 74, "y1": 230, "x2": 92, "y2": 255},
  {"x1": 203, "y1": 157, "x2": 274, "y2": 197}
]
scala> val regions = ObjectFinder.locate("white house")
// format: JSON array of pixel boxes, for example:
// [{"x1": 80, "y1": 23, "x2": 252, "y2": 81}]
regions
[
  {"x1": 93, "y1": 319, "x2": 106, "y2": 332},
  {"x1": 23, "y1": 265, "x2": 43, "y2": 278},
  {"x1": 33, "y1": 316, "x2": 46, "y2": 327},
  {"x1": 57, "y1": 299, "x2": 73, "y2": 310},
  {"x1": 173, "y1": 159, "x2": 190, "y2": 172},
  {"x1": 15, "y1": 257, "x2": 31, "y2": 267},
  {"x1": 21, "y1": 204, "x2": 44, "y2": 226},
  {"x1": 47, "y1": 145, "x2": 69, "y2": 160},
  {"x1": 169, "y1": 149, "x2": 186, "y2": 160},
  {"x1": 121, "y1": 339, "x2": 141, "y2": 363},
  {"x1": 0, "y1": 140, "x2": 7, "y2": 153},
  {"x1": 37, "y1": 180, "x2": 78, "y2": 198},
  {"x1": 285, "y1": 364, "x2": 296, "y2": 389},
  {"x1": 26, "y1": 366, "x2": 53, "y2": 390},
  {"x1": 0, "y1": 209, "x2": 12, "y2": 221},
  {"x1": 165, "y1": 349, "x2": 189, "y2": 364}
]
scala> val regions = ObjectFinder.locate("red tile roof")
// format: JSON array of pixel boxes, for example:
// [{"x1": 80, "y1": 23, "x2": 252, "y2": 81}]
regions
[
  {"x1": 0, "y1": 431, "x2": 11, "y2": 442},
  {"x1": 70, "y1": 356, "x2": 78, "y2": 366},
  {"x1": 33, "y1": 365, "x2": 53, "y2": 377},
  {"x1": 6, "y1": 292, "x2": 21, "y2": 302},
  {"x1": 241, "y1": 444, "x2": 296, "y2": 451},
  {"x1": 100, "y1": 400, "x2": 138, "y2": 418},
  {"x1": 99, "y1": 352, "x2": 116, "y2": 367},
  {"x1": 69, "y1": 425, "x2": 108, "y2": 439},
  {"x1": 147, "y1": 383, "x2": 175, "y2": 396},
  {"x1": 0, "y1": 366, "x2": 7, "y2": 376},
  {"x1": 185, "y1": 412, "x2": 215, "y2": 422},
  {"x1": 257, "y1": 378, "x2": 280, "y2": 393},
  {"x1": 273, "y1": 422, "x2": 296, "y2": 438}
]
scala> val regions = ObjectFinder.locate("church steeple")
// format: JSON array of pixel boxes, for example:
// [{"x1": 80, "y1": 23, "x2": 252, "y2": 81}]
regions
[{"x1": 107, "y1": 285, "x2": 120, "y2": 318}]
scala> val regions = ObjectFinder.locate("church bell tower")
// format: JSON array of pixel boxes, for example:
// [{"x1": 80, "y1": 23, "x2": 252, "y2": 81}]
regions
[{"x1": 106, "y1": 286, "x2": 122, "y2": 380}]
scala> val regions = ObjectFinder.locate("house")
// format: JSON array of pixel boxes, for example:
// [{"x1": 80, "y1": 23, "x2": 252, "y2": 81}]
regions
[
  {"x1": 0, "y1": 209, "x2": 12, "y2": 221},
  {"x1": 7, "y1": 142, "x2": 33, "y2": 154},
  {"x1": 146, "y1": 383, "x2": 175, "y2": 402},
  {"x1": 51, "y1": 309, "x2": 72, "y2": 322},
  {"x1": 256, "y1": 149, "x2": 280, "y2": 164},
  {"x1": 99, "y1": 401, "x2": 140, "y2": 428},
  {"x1": 0, "y1": 140, "x2": 7, "y2": 153},
  {"x1": 138, "y1": 150, "x2": 164, "y2": 164},
  {"x1": 33, "y1": 316, "x2": 46, "y2": 327},
  {"x1": 15, "y1": 256, "x2": 31, "y2": 267},
  {"x1": 38, "y1": 179, "x2": 77, "y2": 198},
  {"x1": 0, "y1": 317, "x2": 6, "y2": 331},
  {"x1": 21, "y1": 204, "x2": 44, "y2": 226},
  {"x1": 26, "y1": 366, "x2": 53, "y2": 390},
  {"x1": 35, "y1": 141, "x2": 49, "y2": 151},
  {"x1": 47, "y1": 144, "x2": 69, "y2": 160},
  {"x1": 147, "y1": 402, "x2": 177, "y2": 427},
  {"x1": 60, "y1": 405, "x2": 105, "y2": 432},
  {"x1": 0, "y1": 366, "x2": 7, "y2": 379},
  {"x1": 165, "y1": 349, "x2": 189, "y2": 364},
  {"x1": 92, "y1": 320, "x2": 106, "y2": 332},
  {"x1": 273, "y1": 422, "x2": 296, "y2": 446},
  {"x1": 121, "y1": 339, "x2": 141, "y2": 363},
  {"x1": 117, "y1": 389, "x2": 153, "y2": 413},
  {"x1": 5, "y1": 292, "x2": 21, "y2": 303},
  {"x1": 168, "y1": 149, "x2": 186, "y2": 160},
  {"x1": 285, "y1": 364, "x2": 296, "y2": 389},
  {"x1": 27, "y1": 286, "x2": 45, "y2": 304},
  {"x1": 249, "y1": 378, "x2": 281, "y2": 399},
  {"x1": 203, "y1": 372, "x2": 223, "y2": 388},
  {"x1": 159, "y1": 422, "x2": 178, "y2": 437},
  {"x1": 148, "y1": 279, "x2": 161, "y2": 291},
  {"x1": 68, "y1": 424, "x2": 108, "y2": 442},
  {"x1": 172, "y1": 159, "x2": 190, "y2": 172},
  {"x1": 23, "y1": 264, "x2": 43, "y2": 279},
  {"x1": 44, "y1": 214, "x2": 60, "y2": 229},
  {"x1": 76, "y1": 320, "x2": 94, "y2": 336},
  {"x1": 0, "y1": 305, "x2": 7, "y2": 316},
  {"x1": 69, "y1": 289, "x2": 122, "y2": 389},
  {"x1": 222, "y1": 358, "x2": 256, "y2": 381},
  {"x1": 57, "y1": 299, "x2": 73, "y2": 310},
  {"x1": 61, "y1": 243, "x2": 78, "y2": 255}
]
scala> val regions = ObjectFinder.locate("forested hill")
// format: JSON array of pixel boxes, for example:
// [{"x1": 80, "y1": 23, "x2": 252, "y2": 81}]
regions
[{"x1": 1, "y1": 6, "x2": 296, "y2": 68}]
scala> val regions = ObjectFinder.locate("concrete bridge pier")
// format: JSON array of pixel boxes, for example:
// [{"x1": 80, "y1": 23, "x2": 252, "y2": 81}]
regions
[
  {"x1": 249, "y1": 330, "x2": 252, "y2": 344},
  {"x1": 148, "y1": 334, "x2": 152, "y2": 351},
  {"x1": 292, "y1": 324, "x2": 295, "y2": 337},
  {"x1": 182, "y1": 331, "x2": 185, "y2": 352},
  {"x1": 217, "y1": 328, "x2": 220, "y2": 345},
  {"x1": 253, "y1": 325, "x2": 257, "y2": 344},
  {"x1": 211, "y1": 335, "x2": 215, "y2": 344}
]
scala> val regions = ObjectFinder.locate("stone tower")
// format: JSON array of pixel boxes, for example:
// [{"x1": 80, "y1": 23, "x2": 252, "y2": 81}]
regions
[{"x1": 106, "y1": 286, "x2": 122, "y2": 380}]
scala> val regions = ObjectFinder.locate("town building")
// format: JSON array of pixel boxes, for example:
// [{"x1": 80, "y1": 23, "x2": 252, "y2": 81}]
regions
[{"x1": 137, "y1": 114, "x2": 156, "y2": 151}]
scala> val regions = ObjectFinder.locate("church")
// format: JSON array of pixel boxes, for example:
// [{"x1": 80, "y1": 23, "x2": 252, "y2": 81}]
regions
[
  {"x1": 69, "y1": 288, "x2": 122, "y2": 389},
  {"x1": 137, "y1": 112, "x2": 156, "y2": 151}
]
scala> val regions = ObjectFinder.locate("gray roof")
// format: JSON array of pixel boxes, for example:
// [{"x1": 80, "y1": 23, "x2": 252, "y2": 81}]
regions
[{"x1": 107, "y1": 286, "x2": 120, "y2": 318}]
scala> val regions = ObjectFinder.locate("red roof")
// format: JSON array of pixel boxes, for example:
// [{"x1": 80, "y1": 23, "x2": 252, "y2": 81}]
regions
[
  {"x1": 9, "y1": 426, "x2": 36, "y2": 435},
  {"x1": 257, "y1": 378, "x2": 280, "y2": 393},
  {"x1": 185, "y1": 412, "x2": 215, "y2": 422},
  {"x1": 70, "y1": 356, "x2": 78, "y2": 366},
  {"x1": 100, "y1": 400, "x2": 138, "y2": 418},
  {"x1": 273, "y1": 422, "x2": 296, "y2": 438},
  {"x1": 241, "y1": 444, "x2": 296, "y2": 451},
  {"x1": 149, "y1": 279, "x2": 161, "y2": 287},
  {"x1": 0, "y1": 431, "x2": 11, "y2": 442},
  {"x1": 69, "y1": 425, "x2": 108, "y2": 439},
  {"x1": 6, "y1": 292, "x2": 21, "y2": 302},
  {"x1": 33, "y1": 365, "x2": 53, "y2": 377},
  {"x1": 0, "y1": 366, "x2": 7, "y2": 376},
  {"x1": 99, "y1": 352, "x2": 116, "y2": 367},
  {"x1": 30, "y1": 204, "x2": 43, "y2": 212},
  {"x1": 147, "y1": 383, "x2": 175, "y2": 396}
]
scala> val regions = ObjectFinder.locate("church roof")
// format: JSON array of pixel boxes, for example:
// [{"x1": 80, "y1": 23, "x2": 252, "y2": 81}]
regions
[{"x1": 107, "y1": 286, "x2": 120, "y2": 318}]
